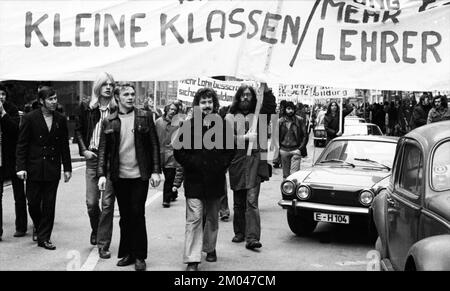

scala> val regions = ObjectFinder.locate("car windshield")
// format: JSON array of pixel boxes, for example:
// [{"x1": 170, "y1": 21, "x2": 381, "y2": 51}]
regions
[
  {"x1": 431, "y1": 140, "x2": 450, "y2": 191},
  {"x1": 343, "y1": 125, "x2": 382, "y2": 136},
  {"x1": 317, "y1": 140, "x2": 396, "y2": 169}
]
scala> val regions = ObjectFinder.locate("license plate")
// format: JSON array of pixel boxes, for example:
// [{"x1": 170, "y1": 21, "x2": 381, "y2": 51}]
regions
[{"x1": 313, "y1": 212, "x2": 350, "y2": 224}]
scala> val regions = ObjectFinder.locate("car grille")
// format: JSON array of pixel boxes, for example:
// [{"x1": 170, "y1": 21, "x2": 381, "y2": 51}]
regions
[{"x1": 308, "y1": 187, "x2": 362, "y2": 207}]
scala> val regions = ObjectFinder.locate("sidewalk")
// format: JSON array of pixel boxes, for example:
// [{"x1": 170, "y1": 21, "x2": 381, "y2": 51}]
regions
[{"x1": 69, "y1": 139, "x2": 85, "y2": 162}]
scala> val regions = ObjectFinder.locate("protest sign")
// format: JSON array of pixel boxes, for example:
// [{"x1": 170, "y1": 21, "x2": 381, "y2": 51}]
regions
[{"x1": 0, "y1": 0, "x2": 449, "y2": 91}]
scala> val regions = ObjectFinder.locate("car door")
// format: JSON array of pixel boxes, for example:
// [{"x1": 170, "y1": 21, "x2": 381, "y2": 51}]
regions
[{"x1": 386, "y1": 139, "x2": 424, "y2": 270}]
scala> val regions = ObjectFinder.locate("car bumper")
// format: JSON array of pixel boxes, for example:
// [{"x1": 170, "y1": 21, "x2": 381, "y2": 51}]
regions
[{"x1": 278, "y1": 199, "x2": 369, "y2": 215}]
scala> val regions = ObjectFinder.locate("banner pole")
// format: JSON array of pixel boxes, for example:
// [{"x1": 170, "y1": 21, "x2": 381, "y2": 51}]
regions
[{"x1": 339, "y1": 97, "x2": 343, "y2": 134}]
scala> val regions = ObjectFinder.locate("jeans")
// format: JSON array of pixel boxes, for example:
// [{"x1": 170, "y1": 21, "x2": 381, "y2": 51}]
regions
[
  {"x1": 85, "y1": 157, "x2": 115, "y2": 249},
  {"x1": 183, "y1": 196, "x2": 220, "y2": 263},
  {"x1": 280, "y1": 149, "x2": 301, "y2": 179},
  {"x1": 233, "y1": 183, "x2": 261, "y2": 242},
  {"x1": 0, "y1": 172, "x2": 27, "y2": 237},
  {"x1": 114, "y1": 178, "x2": 149, "y2": 260},
  {"x1": 26, "y1": 180, "x2": 59, "y2": 243}
]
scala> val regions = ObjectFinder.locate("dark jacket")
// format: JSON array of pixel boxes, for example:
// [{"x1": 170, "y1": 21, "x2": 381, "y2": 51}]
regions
[
  {"x1": 16, "y1": 109, "x2": 72, "y2": 181},
  {"x1": 324, "y1": 104, "x2": 353, "y2": 142},
  {"x1": 410, "y1": 105, "x2": 428, "y2": 129},
  {"x1": 173, "y1": 114, "x2": 235, "y2": 199},
  {"x1": 1, "y1": 112, "x2": 19, "y2": 178},
  {"x1": 97, "y1": 108, "x2": 161, "y2": 181},
  {"x1": 279, "y1": 115, "x2": 307, "y2": 152},
  {"x1": 74, "y1": 102, "x2": 116, "y2": 156}
]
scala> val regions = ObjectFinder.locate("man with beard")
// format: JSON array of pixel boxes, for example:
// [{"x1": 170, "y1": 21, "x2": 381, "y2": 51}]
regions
[
  {"x1": 174, "y1": 88, "x2": 235, "y2": 271},
  {"x1": 427, "y1": 95, "x2": 448, "y2": 124},
  {"x1": 16, "y1": 86, "x2": 72, "y2": 250},
  {"x1": 278, "y1": 101, "x2": 307, "y2": 180},
  {"x1": 226, "y1": 84, "x2": 276, "y2": 250},
  {"x1": 155, "y1": 101, "x2": 182, "y2": 208},
  {"x1": 74, "y1": 72, "x2": 117, "y2": 258}
]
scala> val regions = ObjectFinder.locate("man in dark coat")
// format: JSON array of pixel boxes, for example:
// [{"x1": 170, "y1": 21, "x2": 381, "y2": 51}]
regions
[
  {"x1": 226, "y1": 84, "x2": 276, "y2": 250},
  {"x1": 410, "y1": 94, "x2": 431, "y2": 129},
  {"x1": 16, "y1": 86, "x2": 72, "y2": 250},
  {"x1": 0, "y1": 85, "x2": 27, "y2": 241},
  {"x1": 174, "y1": 88, "x2": 235, "y2": 271}
]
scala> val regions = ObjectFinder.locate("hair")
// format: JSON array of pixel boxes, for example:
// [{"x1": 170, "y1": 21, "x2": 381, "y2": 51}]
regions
[
  {"x1": 164, "y1": 101, "x2": 182, "y2": 117},
  {"x1": 282, "y1": 101, "x2": 295, "y2": 115},
  {"x1": 326, "y1": 101, "x2": 339, "y2": 115},
  {"x1": 432, "y1": 95, "x2": 443, "y2": 108},
  {"x1": 192, "y1": 88, "x2": 220, "y2": 113},
  {"x1": 38, "y1": 86, "x2": 57, "y2": 102},
  {"x1": 113, "y1": 82, "x2": 135, "y2": 96},
  {"x1": 229, "y1": 85, "x2": 257, "y2": 114},
  {"x1": 89, "y1": 72, "x2": 117, "y2": 109},
  {"x1": 0, "y1": 84, "x2": 8, "y2": 100}
]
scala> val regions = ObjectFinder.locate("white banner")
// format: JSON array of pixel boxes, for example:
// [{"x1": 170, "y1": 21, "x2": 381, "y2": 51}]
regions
[
  {"x1": 0, "y1": 0, "x2": 449, "y2": 91},
  {"x1": 273, "y1": 84, "x2": 355, "y2": 102},
  {"x1": 177, "y1": 77, "x2": 243, "y2": 106}
]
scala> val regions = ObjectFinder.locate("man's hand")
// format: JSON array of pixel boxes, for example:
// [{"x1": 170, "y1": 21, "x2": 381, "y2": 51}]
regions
[
  {"x1": 83, "y1": 150, "x2": 98, "y2": 160},
  {"x1": 98, "y1": 176, "x2": 106, "y2": 191},
  {"x1": 16, "y1": 171, "x2": 27, "y2": 180},
  {"x1": 64, "y1": 171, "x2": 72, "y2": 182},
  {"x1": 150, "y1": 173, "x2": 161, "y2": 188}
]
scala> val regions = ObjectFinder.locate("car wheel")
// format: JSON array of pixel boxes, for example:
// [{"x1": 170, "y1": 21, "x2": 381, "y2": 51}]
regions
[{"x1": 287, "y1": 210, "x2": 317, "y2": 236}]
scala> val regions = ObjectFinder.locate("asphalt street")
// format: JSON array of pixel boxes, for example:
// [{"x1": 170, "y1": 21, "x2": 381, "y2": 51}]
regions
[{"x1": 0, "y1": 135, "x2": 375, "y2": 271}]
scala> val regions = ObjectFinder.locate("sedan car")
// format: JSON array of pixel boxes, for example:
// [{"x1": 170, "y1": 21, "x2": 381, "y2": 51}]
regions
[
  {"x1": 343, "y1": 123, "x2": 383, "y2": 136},
  {"x1": 372, "y1": 121, "x2": 450, "y2": 271},
  {"x1": 278, "y1": 135, "x2": 398, "y2": 238}
]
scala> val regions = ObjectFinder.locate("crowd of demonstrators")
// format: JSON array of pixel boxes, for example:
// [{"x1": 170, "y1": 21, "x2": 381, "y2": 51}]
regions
[
  {"x1": 174, "y1": 88, "x2": 235, "y2": 271},
  {"x1": 74, "y1": 72, "x2": 117, "y2": 259},
  {"x1": 97, "y1": 82, "x2": 161, "y2": 271}
]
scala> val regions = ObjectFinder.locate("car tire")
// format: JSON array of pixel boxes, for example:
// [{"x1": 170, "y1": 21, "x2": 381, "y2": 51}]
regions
[{"x1": 287, "y1": 210, "x2": 317, "y2": 236}]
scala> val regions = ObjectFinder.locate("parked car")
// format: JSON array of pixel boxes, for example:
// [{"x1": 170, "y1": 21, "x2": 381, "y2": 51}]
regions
[
  {"x1": 278, "y1": 135, "x2": 398, "y2": 239},
  {"x1": 343, "y1": 123, "x2": 383, "y2": 136},
  {"x1": 371, "y1": 121, "x2": 450, "y2": 271}
]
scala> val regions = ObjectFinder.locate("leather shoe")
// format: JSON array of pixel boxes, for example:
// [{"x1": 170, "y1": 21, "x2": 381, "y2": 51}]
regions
[
  {"x1": 117, "y1": 255, "x2": 135, "y2": 267},
  {"x1": 232, "y1": 235, "x2": 245, "y2": 243},
  {"x1": 99, "y1": 248, "x2": 111, "y2": 259},
  {"x1": 162, "y1": 202, "x2": 170, "y2": 208},
  {"x1": 205, "y1": 250, "x2": 217, "y2": 262},
  {"x1": 32, "y1": 227, "x2": 38, "y2": 242},
  {"x1": 135, "y1": 259, "x2": 146, "y2": 271},
  {"x1": 38, "y1": 240, "x2": 56, "y2": 250},
  {"x1": 186, "y1": 262, "x2": 199, "y2": 271},
  {"x1": 90, "y1": 232, "x2": 97, "y2": 245},
  {"x1": 245, "y1": 240, "x2": 262, "y2": 250},
  {"x1": 14, "y1": 231, "x2": 26, "y2": 237}
]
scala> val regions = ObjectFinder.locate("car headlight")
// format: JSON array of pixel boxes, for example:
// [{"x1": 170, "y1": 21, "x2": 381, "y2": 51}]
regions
[
  {"x1": 359, "y1": 190, "x2": 374, "y2": 206},
  {"x1": 297, "y1": 185, "x2": 311, "y2": 200},
  {"x1": 281, "y1": 181, "x2": 295, "y2": 195}
]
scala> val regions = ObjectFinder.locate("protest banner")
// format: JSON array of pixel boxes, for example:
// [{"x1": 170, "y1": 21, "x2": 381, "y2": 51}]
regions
[
  {"x1": 0, "y1": 0, "x2": 449, "y2": 91},
  {"x1": 177, "y1": 77, "x2": 242, "y2": 106}
]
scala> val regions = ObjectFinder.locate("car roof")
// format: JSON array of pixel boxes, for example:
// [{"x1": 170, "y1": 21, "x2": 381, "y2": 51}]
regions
[
  {"x1": 333, "y1": 135, "x2": 399, "y2": 143},
  {"x1": 405, "y1": 120, "x2": 450, "y2": 147},
  {"x1": 345, "y1": 123, "x2": 378, "y2": 127}
]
